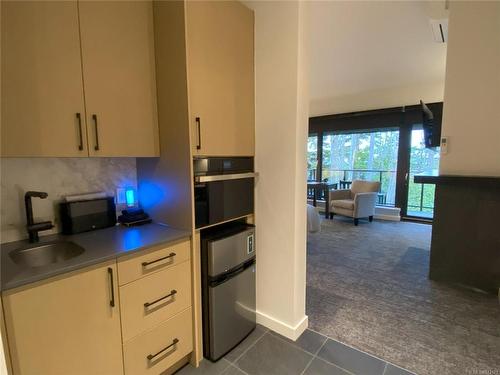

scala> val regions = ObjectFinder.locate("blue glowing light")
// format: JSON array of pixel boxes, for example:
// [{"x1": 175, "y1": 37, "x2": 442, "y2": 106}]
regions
[
  {"x1": 126, "y1": 189, "x2": 135, "y2": 207},
  {"x1": 138, "y1": 181, "x2": 166, "y2": 208},
  {"x1": 122, "y1": 228, "x2": 141, "y2": 251}
]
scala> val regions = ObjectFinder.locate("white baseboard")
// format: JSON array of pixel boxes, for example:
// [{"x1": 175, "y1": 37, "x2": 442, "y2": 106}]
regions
[
  {"x1": 374, "y1": 213, "x2": 401, "y2": 221},
  {"x1": 256, "y1": 310, "x2": 308, "y2": 340},
  {"x1": 307, "y1": 200, "x2": 401, "y2": 222},
  {"x1": 374, "y1": 205, "x2": 401, "y2": 221}
]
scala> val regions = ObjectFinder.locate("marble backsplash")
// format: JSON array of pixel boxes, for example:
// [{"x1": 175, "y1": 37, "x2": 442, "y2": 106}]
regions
[{"x1": 0, "y1": 158, "x2": 137, "y2": 243}]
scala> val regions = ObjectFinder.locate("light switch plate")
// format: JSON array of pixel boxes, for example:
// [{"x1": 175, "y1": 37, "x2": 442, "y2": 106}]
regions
[{"x1": 440, "y1": 136, "x2": 448, "y2": 155}]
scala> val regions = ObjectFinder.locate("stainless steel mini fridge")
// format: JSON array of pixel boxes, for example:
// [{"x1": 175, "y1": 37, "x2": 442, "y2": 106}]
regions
[{"x1": 201, "y1": 223, "x2": 256, "y2": 361}]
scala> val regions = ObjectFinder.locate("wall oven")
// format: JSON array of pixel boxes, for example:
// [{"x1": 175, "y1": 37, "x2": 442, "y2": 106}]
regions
[{"x1": 194, "y1": 157, "x2": 256, "y2": 228}]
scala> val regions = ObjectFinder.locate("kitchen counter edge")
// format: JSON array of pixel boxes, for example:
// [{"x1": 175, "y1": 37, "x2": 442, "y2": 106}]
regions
[{"x1": 0, "y1": 223, "x2": 191, "y2": 291}]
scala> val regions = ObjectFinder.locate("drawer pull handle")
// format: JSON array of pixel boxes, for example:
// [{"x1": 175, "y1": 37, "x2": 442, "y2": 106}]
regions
[
  {"x1": 144, "y1": 289, "x2": 177, "y2": 308},
  {"x1": 107, "y1": 267, "x2": 115, "y2": 307},
  {"x1": 92, "y1": 114, "x2": 100, "y2": 151},
  {"x1": 195, "y1": 117, "x2": 201, "y2": 150},
  {"x1": 141, "y1": 252, "x2": 176, "y2": 268},
  {"x1": 147, "y1": 338, "x2": 179, "y2": 361},
  {"x1": 76, "y1": 113, "x2": 84, "y2": 151}
]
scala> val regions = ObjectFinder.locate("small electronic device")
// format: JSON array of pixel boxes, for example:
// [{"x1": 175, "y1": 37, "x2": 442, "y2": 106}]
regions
[
  {"x1": 420, "y1": 100, "x2": 442, "y2": 148},
  {"x1": 60, "y1": 197, "x2": 116, "y2": 234},
  {"x1": 118, "y1": 208, "x2": 152, "y2": 227}
]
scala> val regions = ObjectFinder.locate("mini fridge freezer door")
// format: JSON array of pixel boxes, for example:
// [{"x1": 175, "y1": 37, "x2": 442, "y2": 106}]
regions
[{"x1": 207, "y1": 227, "x2": 255, "y2": 277}]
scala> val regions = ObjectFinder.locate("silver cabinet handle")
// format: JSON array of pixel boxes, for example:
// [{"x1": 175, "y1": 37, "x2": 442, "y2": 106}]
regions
[{"x1": 195, "y1": 172, "x2": 259, "y2": 183}]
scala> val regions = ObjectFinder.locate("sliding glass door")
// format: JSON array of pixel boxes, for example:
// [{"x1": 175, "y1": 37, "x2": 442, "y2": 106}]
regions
[
  {"x1": 306, "y1": 127, "x2": 440, "y2": 218},
  {"x1": 307, "y1": 134, "x2": 318, "y2": 181},
  {"x1": 404, "y1": 127, "x2": 440, "y2": 218},
  {"x1": 308, "y1": 102, "x2": 443, "y2": 221},
  {"x1": 321, "y1": 130, "x2": 399, "y2": 206}
]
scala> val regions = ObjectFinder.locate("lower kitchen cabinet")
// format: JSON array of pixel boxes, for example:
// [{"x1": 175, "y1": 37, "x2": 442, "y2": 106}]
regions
[
  {"x1": 119, "y1": 240, "x2": 194, "y2": 373},
  {"x1": 123, "y1": 307, "x2": 193, "y2": 375},
  {"x1": 119, "y1": 260, "x2": 192, "y2": 342},
  {"x1": 1, "y1": 238, "x2": 196, "y2": 375},
  {"x1": 2, "y1": 261, "x2": 123, "y2": 375}
]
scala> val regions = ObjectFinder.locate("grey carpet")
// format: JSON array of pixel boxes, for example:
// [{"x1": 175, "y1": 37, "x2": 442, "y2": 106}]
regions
[{"x1": 307, "y1": 217, "x2": 500, "y2": 375}]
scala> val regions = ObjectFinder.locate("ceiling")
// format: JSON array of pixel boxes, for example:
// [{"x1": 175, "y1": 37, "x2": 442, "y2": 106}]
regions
[{"x1": 308, "y1": 1, "x2": 447, "y2": 113}]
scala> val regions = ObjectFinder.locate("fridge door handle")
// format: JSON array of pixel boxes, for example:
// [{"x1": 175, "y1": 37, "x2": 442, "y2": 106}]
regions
[{"x1": 209, "y1": 259, "x2": 255, "y2": 287}]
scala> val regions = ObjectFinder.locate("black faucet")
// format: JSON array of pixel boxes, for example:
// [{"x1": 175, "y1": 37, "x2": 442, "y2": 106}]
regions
[{"x1": 25, "y1": 191, "x2": 54, "y2": 243}]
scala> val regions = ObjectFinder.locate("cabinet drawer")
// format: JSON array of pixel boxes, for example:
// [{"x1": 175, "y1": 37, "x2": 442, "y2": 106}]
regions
[
  {"x1": 118, "y1": 239, "x2": 190, "y2": 285},
  {"x1": 123, "y1": 307, "x2": 193, "y2": 375},
  {"x1": 120, "y1": 260, "x2": 191, "y2": 342}
]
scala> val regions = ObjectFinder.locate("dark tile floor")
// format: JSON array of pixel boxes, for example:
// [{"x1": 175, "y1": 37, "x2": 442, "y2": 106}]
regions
[{"x1": 176, "y1": 325, "x2": 415, "y2": 375}]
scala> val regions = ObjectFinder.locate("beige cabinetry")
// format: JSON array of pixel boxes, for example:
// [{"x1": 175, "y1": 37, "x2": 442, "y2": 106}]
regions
[
  {"x1": 78, "y1": 1, "x2": 159, "y2": 157},
  {"x1": 120, "y1": 260, "x2": 191, "y2": 342},
  {"x1": 118, "y1": 239, "x2": 193, "y2": 374},
  {"x1": 123, "y1": 308, "x2": 193, "y2": 375},
  {"x1": 2, "y1": 261, "x2": 123, "y2": 375},
  {"x1": 117, "y1": 239, "x2": 190, "y2": 286},
  {"x1": 1, "y1": 239, "x2": 194, "y2": 375},
  {"x1": 1, "y1": 0, "x2": 159, "y2": 157},
  {"x1": 1, "y1": 1, "x2": 88, "y2": 157},
  {"x1": 185, "y1": 1, "x2": 255, "y2": 156},
  {"x1": 144, "y1": 1, "x2": 256, "y2": 363}
]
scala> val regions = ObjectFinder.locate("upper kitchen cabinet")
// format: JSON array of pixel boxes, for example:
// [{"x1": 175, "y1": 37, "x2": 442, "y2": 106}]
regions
[
  {"x1": 79, "y1": 1, "x2": 159, "y2": 157},
  {"x1": 186, "y1": 1, "x2": 255, "y2": 156},
  {"x1": 1, "y1": 1, "x2": 88, "y2": 157},
  {"x1": 1, "y1": 0, "x2": 159, "y2": 158}
]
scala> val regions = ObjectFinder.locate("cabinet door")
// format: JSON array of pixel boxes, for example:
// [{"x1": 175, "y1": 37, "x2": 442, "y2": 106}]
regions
[
  {"x1": 1, "y1": 1, "x2": 88, "y2": 157},
  {"x1": 186, "y1": 1, "x2": 255, "y2": 156},
  {"x1": 3, "y1": 262, "x2": 123, "y2": 375},
  {"x1": 79, "y1": 1, "x2": 159, "y2": 157}
]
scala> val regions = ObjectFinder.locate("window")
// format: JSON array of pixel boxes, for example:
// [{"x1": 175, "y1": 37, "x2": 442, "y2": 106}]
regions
[
  {"x1": 307, "y1": 134, "x2": 318, "y2": 181},
  {"x1": 309, "y1": 102, "x2": 443, "y2": 219},
  {"x1": 407, "y1": 128, "x2": 440, "y2": 218},
  {"x1": 321, "y1": 130, "x2": 399, "y2": 206}
]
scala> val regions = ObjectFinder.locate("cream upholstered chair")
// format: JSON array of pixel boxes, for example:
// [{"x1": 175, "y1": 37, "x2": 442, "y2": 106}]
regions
[{"x1": 329, "y1": 180, "x2": 380, "y2": 225}]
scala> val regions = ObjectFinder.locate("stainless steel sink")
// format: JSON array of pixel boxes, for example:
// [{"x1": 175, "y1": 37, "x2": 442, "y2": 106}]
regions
[{"x1": 9, "y1": 241, "x2": 85, "y2": 268}]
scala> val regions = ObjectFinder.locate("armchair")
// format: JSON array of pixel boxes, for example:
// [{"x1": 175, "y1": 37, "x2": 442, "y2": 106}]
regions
[{"x1": 329, "y1": 180, "x2": 380, "y2": 225}]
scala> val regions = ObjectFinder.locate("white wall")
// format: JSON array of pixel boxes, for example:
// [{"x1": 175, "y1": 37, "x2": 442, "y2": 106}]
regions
[
  {"x1": 439, "y1": 1, "x2": 500, "y2": 176},
  {"x1": 310, "y1": 81, "x2": 444, "y2": 116},
  {"x1": 245, "y1": 0, "x2": 309, "y2": 339},
  {"x1": 308, "y1": 0, "x2": 447, "y2": 116}
]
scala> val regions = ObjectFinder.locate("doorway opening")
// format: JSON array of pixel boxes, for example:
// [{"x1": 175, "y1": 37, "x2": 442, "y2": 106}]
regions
[
  {"x1": 308, "y1": 104, "x2": 442, "y2": 221},
  {"x1": 406, "y1": 127, "x2": 440, "y2": 219}
]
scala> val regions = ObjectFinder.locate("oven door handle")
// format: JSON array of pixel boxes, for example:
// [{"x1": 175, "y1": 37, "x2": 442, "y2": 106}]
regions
[{"x1": 195, "y1": 172, "x2": 259, "y2": 183}]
